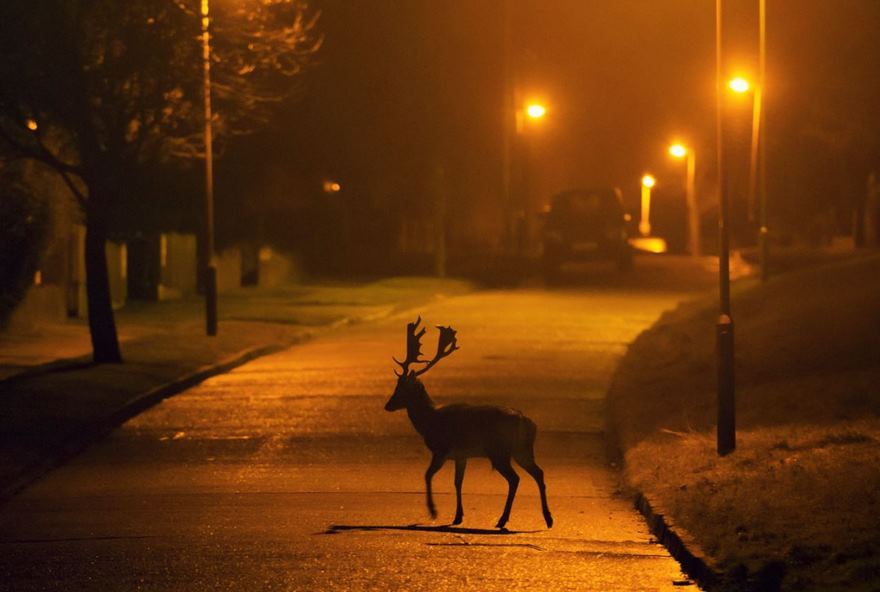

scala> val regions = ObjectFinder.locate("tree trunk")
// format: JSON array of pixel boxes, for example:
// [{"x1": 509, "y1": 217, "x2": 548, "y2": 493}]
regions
[{"x1": 84, "y1": 211, "x2": 123, "y2": 363}]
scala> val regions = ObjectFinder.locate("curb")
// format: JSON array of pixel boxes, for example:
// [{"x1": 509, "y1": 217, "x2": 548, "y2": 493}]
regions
[
  {"x1": 634, "y1": 491, "x2": 721, "y2": 590},
  {"x1": 0, "y1": 338, "x2": 301, "y2": 506}
]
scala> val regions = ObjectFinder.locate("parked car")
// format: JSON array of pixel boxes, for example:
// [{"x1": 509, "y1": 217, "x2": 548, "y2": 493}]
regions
[{"x1": 541, "y1": 187, "x2": 633, "y2": 280}]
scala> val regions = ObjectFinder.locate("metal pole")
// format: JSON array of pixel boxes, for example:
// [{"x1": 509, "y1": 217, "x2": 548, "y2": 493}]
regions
[
  {"x1": 501, "y1": 0, "x2": 515, "y2": 254},
  {"x1": 686, "y1": 150, "x2": 700, "y2": 256},
  {"x1": 201, "y1": 0, "x2": 218, "y2": 336},
  {"x1": 757, "y1": 0, "x2": 769, "y2": 281},
  {"x1": 716, "y1": 0, "x2": 735, "y2": 456},
  {"x1": 433, "y1": 163, "x2": 447, "y2": 278},
  {"x1": 639, "y1": 184, "x2": 652, "y2": 237},
  {"x1": 747, "y1": 43, "x2": 763, "y2": 223}
]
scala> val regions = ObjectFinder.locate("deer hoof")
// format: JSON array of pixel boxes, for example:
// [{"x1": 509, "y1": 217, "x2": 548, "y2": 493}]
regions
[
  {"x1": 495, "y1": 518, "x2": 509, "y2": 529},
  {"x1": 452, "y1": 515, "x2": 463, "y2": 525},
  {"x1": 428, "y1": 506, "x2": 438, "y2": 519},
  {"x1": 545, "y1": 513, "x2": 554, "y2": 528}
]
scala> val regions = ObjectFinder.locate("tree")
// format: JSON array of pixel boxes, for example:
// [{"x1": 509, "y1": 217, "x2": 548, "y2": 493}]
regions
[{"x1": 0, "y1": 0, "x2": 319, "y2": 362}]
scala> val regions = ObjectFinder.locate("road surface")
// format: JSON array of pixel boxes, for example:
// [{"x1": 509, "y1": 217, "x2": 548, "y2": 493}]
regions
[{"x1": 1, "y1": 264, "x2": 714, "y2": 590}]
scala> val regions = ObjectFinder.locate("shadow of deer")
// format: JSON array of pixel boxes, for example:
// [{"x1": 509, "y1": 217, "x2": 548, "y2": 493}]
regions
[{"x1": 384, "y1": 317, "x2": 553, "y2": 529}]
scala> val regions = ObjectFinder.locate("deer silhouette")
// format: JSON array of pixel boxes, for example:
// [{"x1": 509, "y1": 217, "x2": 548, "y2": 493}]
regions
[{"x1": 384, "y1": 317, "x2": 553, "y2": 529}]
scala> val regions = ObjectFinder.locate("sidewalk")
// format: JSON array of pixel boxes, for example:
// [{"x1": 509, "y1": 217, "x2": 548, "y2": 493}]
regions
[{"x1": 0, "y1": 277, "x2": 474, "y2": 502}]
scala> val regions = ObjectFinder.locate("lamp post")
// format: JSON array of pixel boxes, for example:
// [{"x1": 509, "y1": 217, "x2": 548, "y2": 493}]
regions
[
  {"x1": 753, "y1": 0, "x2": 768, "y2": 282},
  {"x1": 501, "y1": 0, "x2": 515, "y2": 254},
  {"x1": 639, "y1": 174, "x2": 655, "y2": 237},
  {"x1": 669, "y1": 143, "x2": 700, "y2": 257},
  {"x1": 715, "y1": 0, "x2": 736, "y2": 456},
  {"x1": 515, "y1": 100, "x2": 547, "y2": 255},
  {"x1": 201, "y1": 0, "x2": 218, "y2": 336}
]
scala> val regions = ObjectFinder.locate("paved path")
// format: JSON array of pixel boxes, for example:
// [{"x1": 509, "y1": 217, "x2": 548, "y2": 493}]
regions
[{"x1": 0, "y1": 285, "x2": 700, "y2": 590}]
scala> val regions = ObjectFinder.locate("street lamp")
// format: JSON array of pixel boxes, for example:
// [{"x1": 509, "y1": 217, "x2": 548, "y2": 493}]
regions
[
  {"x1": 512, "y1": 99, "x2": 548, "y2": 255},
  {"x1": 201, "y1": 0, "x2": 218, "y2": 336},
  {"x1": 728, "y1": 76, "x2": 751, "y2": 94},
  {"x1": 639, "y1": 174, "x2": 655, "y2": 236},
  {"x1": 525, "y1": 102, "x2": 547, "y2": 120},
  {"x1": 668, "y1": 143, "x2": 700, "y2": 256}
]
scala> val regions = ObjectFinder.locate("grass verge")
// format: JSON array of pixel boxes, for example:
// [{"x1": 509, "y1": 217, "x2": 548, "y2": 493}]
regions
[{"x1": 607, "y1": 253, "x2": 880, "y2": 591}]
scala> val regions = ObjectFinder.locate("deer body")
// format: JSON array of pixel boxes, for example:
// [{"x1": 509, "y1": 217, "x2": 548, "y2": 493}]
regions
[{"x1": 385, "y1": 319, "x2": 553, "y2": 529}]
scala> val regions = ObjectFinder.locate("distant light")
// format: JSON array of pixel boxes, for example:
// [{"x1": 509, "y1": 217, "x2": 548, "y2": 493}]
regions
[
  {"x1": 629, "y1": 236, "x2": 668, "y2": 254},
  {"x1": 323, "y1": 180, "x2": 341, "y2": 193},
  {"x1": 669, "y1": 144, "x2": 688, "y2": 159},
  {"x1": 728, "y1": 77, "x2": 751, "y2": 93},
  {"x1": 25, "y1": 119, "x2": 38, "y2": 131},
  {"x1": 641, "y1": 174, "x2": 656, "y2": 188},
  {"x1": 526, "y1": 103, "x2": 546, "y2": 120}
]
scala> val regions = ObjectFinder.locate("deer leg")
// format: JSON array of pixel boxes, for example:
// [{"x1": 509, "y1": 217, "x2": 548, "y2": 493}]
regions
[
  {"x1": 453, "y1": 458, "x2": 467, "y2": 525},
  {"x1": 492, "y1": 457, "x2": 520, "y2": 529},
  {"x1": 424, "y1": 453, "x2": 446, "y2": 519},
  {"x1": 517, "y1": 458, "x2": 553, "y2": 528}
]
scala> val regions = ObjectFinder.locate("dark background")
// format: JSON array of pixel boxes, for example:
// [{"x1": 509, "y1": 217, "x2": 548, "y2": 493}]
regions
[{"x1": 212, "y1": 0, "x2": 880, "y2": 269}]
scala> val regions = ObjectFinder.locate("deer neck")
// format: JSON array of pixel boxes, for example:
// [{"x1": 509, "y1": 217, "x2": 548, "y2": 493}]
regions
[{"x1": 405, "y1": 385, "x2": 438, "y2": 437}]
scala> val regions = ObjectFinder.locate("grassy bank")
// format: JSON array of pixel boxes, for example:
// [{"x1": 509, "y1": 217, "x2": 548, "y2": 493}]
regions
[{"x1": 607, "y1": 253, "x2": 880, "y2": 590}]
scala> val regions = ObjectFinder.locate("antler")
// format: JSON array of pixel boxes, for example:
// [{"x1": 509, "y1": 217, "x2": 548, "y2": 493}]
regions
[
  {"x1": 394, "y1": 316, "x2": 427, "y2": 376},
  {"x1": 413, "y1": 325, "x2": 459, "y2": 376}
]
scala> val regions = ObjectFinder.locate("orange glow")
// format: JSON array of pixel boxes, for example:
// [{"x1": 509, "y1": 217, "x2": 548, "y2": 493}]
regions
[
  {"x1": 668, "y1": 144, "x2": 687, "y2": 159},
  {"x1": 323, "y1": 180, "x2": 341, "y2": 193},
  {"x1": 641, "y1": 174, "x2": 656, "y2": 188},
  {"x1": 629, "y1": 236, "x2": 668, "y2": 254},
  {"x1": 728, "y1": 77, "x2": 751, "y2": 93},
  {"x1": 25, "y1": 119, "x2": 38, "y2": 131},
  {"x1": 525, "y1": 103, "x2": 546, "y2": 120}
]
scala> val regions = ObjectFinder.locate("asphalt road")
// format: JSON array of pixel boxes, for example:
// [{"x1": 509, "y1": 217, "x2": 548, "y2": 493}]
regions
[{"x1": 0, "y1": 261, "x2": 715, "y2": 591}]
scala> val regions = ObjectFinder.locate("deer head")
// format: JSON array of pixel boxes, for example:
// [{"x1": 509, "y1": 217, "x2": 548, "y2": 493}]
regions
[{"x1": 385, "y1": 317, "x2": 459, "y2": 411}]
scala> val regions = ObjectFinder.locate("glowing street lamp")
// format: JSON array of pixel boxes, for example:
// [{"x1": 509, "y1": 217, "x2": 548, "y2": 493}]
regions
[
  {"x1": 525, "y1": 102, "x2": 546, "y2": 120},
  {"x1": 668, "y1": 143, "x2": 687, "y2": 159},
  {"x1": 639, "y1": 174, "x2": 655, "y2": 236},
  {"x1": 668, "y1": 143, "x2": 700, "y2": 256},
  {"x1": 728, "y1": 76, "x2": 751, "y2": 94}
]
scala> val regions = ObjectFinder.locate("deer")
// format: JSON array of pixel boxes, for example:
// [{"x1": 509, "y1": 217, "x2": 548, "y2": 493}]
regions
[{"x1": 384, "y1": 317, "x2": 553, "y2": 530}]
